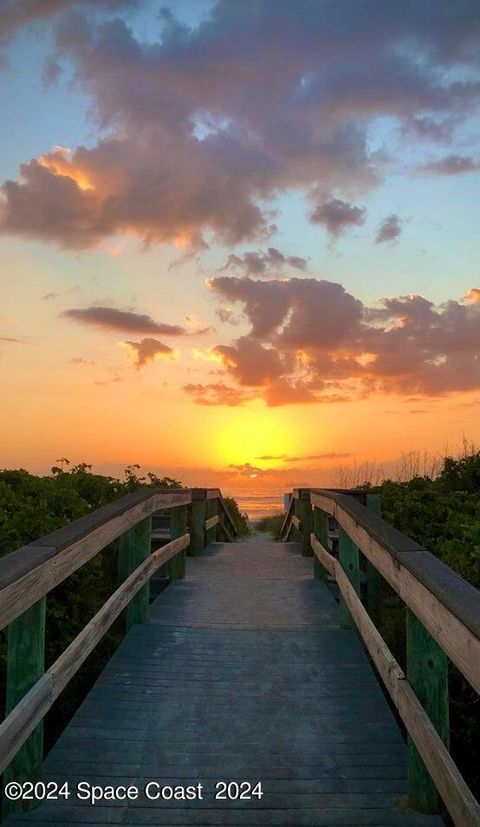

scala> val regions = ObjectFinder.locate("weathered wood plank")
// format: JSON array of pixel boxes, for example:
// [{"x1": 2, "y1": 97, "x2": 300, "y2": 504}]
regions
[
  {"x1": 339, "y1": 529, "x2": 360, "y2": 630},
  {"x1": 190, "y1": 489, "x2": 206, "y2": 556},
  {"x1": 0, "y1": 535, "x2": 190, "y2": 777},
  {"x1": 118, "y1": 517, "x2": 151, "y2": 629},
  {"x1": 279, "y1": 495, "x2": 295, "y2": 539},
  {"x1": 167, "y1": 505, "x2": 187, "y2": 579},
  {"x1": 310, "y1": 533, "x2": 335, "y2": 578},
  {"x1": 216, "y1": 492, "x2": 237, "y2": 537},
  {"x1": 297, "y1": 489, "x2": 313, "y2": 557},
  {"x1": 204, "y1": 513, "x2": 220, "y2": 533},
  {"x1": 313, "y1": 508, "x2": 329, "y2": 581},
  {"x1": 4, "y1": 598, "x2": 46, "y2": 813},
  {"x1": 311, "y1": 535, "x2": 480, "y2": 827},
  {"x1": 0, "y1": 489, "x2": 192, "y2": 631},
  {"x1": 366, "y1": 492, "x2": 382, "y2": 624},
  {"x1": 406, "y1": 609, "x2": 449, "y2": 813},
  {"x1": 218, "y1": 519, "x2": 235, "y2": 543},
  {"x1": 311, "y1": 490, "x2": 480, "y2": 694}
]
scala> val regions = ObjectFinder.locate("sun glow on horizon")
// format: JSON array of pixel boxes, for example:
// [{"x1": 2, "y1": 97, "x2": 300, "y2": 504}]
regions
[{"x1": 213, "y1": 408, "x2": 298, "y2": 468}]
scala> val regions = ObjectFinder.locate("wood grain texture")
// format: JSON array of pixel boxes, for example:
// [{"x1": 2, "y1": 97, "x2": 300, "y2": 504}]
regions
[
  {"x1": 4, "y1": 538, "x2": 442, "y2": 827},
  {"x1": 406, "y1": 609, "x2": 449, "y2": 813},
  {"x1": 279, "y1": 495, "x2": 295, "y2": 539},
  {"x1": 118, "y1": 517, "x2": 151, "y2": 630},
  {"x1": 297, "y1": 490, "x2": 313, "y2": 557},
  {"x1": 0, "y1": 489, "x2": 191, "y2": 631},
  {"x1": 4, "y1": 599, "x2": 46, "y2": 813},
  {"x1": 310, "y1": 531, "x2": 480, "y2": 827},
  {"x1": 167, "y1": 505, "x2": 187, "y2": 580},
  {"x1": 0, "y1": 535, "x2": 190, "y2": 778},
  {"x1": 311, "y1": 489, "x2": 480, "y2": 694},
  {"x1": 338, "y1": 529, "x2": 360, "y2": 630},
  {"x1": 205, "y1": 514, "x2": 220, "y2": 532},
  {"x1": 217, "y1": 492, "x2": 238, "y2": 536},
  {"x1": 312, "y1": 509, "x2": 329, "y2": 581}
]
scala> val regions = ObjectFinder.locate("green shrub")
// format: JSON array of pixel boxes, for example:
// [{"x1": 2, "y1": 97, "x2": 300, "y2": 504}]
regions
[{"x1": 256, "y1": 512, "x2": 285, "y2": 538}]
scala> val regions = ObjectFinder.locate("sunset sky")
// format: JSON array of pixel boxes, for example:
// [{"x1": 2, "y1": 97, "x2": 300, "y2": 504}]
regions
[{"x1": 1, "y1": 0, "x2": 480, "y2": 493}]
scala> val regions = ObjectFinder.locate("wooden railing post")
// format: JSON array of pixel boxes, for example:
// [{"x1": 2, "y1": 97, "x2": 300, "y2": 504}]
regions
[
  {"x1": 297, "y1": 488, "x2": 312, "y2": 557},
  {"x1": 190, "y1": 488, "x2": 206, "y2": 556},
  {"x1": 338, "y1": 529, "x2": 360, "y2": 629},
  {"x1": 406, "y1": 608, "x2": 450, "y2": 813},
  {"x1": 168, "y1": 504, "x2": 187, "y2": 579},
  {"x1": 3, "y1": 598, "x2": 46, "y2": 813},
  {"x1": 366, "y1": 492, "x2": 382, "y2": 624},
  {"x1": 206, "y1": 496, "x2": 218, "y2": 545},
  {"x1": 313, "y1": 507, "x2": 329, "y2": 580},
  {"x1": 118, "y1": 516, "x2": 151, "y2": 629}
]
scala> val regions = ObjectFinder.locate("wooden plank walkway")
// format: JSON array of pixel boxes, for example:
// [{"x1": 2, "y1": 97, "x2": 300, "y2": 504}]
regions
[{"x1": 8, "y1": 539, "x2": 442, "y2": 826}]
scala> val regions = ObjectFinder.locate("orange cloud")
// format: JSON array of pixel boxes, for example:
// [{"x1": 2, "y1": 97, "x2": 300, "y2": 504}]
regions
[{"x1": 122, "y1": 338, "x2": 178, "y2": 368}]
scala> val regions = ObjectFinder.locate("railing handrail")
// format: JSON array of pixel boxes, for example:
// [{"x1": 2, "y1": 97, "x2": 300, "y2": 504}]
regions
[
  {"x1": 280, "y1": 485, "x2": 480, "y2": 826},
  {"x1": 216, "y1": 490, "x2": 238, "y2": 536},
  {"x1": 308, "y1": 487, "x2": 480, "y2": 693},
  {"x1": 309, "y1": 530, "x2": 480, "y2": 827},
  {"x1": 0, "y1": 486, "x2": 236, "y2": 631}
]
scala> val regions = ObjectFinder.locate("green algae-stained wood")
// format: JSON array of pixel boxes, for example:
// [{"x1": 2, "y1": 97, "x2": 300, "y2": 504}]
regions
[
  {"x1": 292, "y1": 495, "x2": 302, "y2": 543},
  {"x1": 118, "y1": 517, "x2": 151, "y2": 629},
  {"x1": 190, "y1": 488, "x2": 206, "y2": 556},
  {"x1": 4, "y1": 598, "x2": 46, "y2": 814},
  {"x1": 205, "y1": 497, "x2": 218, "y2": 546},
  {"x1": 339, "y1": 528, "x2": 360, "y2": 629},
  {"x1": 313, "y1": 506, "x2": 329, "y2": 581},
  {"x1": 297, "y1": 488, "x2": 313, "y2": 557},
  {"x1": 366, "y1": 492, "x2": 382, "y2": 624},
  {"x1": 406, "y1": 607, "x2": 449, "y2": 814},
  {"x1": 168, "y1": 504, "x2": 187, "y2": 579}
]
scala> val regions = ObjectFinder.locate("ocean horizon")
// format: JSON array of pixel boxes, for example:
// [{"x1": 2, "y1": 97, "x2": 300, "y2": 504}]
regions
[{"x1": 224, "y1": 489, "x2": 286, "y2": 521}]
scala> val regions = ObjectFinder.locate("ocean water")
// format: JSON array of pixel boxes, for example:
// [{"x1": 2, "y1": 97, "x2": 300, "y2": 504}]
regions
[{"x1": 225, "y1": 490, "x2": 286, "y2": 521}]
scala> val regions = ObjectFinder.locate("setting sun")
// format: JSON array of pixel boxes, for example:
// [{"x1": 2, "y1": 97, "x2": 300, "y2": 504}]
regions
[{"x1": 213, "y1": 407, "x2": 296, "y2": 468}]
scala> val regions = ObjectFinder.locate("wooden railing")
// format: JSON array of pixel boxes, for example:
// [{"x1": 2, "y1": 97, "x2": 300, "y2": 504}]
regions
[
  {"x1": 0, "y1": 486, "x2": 237, "y2": 810},
  {"x1": 280, "y1": 487, "x2": 480, "y2": 827}
]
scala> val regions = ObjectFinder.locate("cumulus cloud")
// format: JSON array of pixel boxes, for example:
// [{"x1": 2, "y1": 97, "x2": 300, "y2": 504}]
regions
[
  {"x1": 222, "y1": 247, "x2": 307, "y2": 278},
  {"x1": 417, "y1": 154, "x2": 480, "y2": 175},
  {"x1": 310, "y1": 199, "x2": 366, "y2": 237},
  {"x1": 464, "y1": 288, "x2": 480, "y2": 304},
  {"x1": 122, "y1": 338, "x2": 177, "y2": 368},
  {"x1": 0, "y1": 0, "x2": 135, "y2": 44},
  {"x1": 1, "y1": 1, "x2": 480, "y2": 248},
  {"x1": 375, "y1": 214, "x2": 403, "y2": 244},
  {"x1": 61, "y1": 306, "x2": 203, "y2": 336},
  {"x1": 201, "y1": 276, "x2": 480, "y2": 405}
]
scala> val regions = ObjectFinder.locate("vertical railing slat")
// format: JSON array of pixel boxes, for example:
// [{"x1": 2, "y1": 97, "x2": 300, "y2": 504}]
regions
[
  {"x1": 168, "y1": 504, "x2": 187, "y2": 579},
  {"x1": 297, "y1": 488, "x2": 312, "y2": 557},
  {"x1": 4, "y1": 597, "x2": 46, "y2": 813},
  {"x1": 206, "y1": 496, "x2": 218, "y2": 546},
  {"x1": 338, "y1": 529, "x2": 360, "y2": 629},
  {"x1": 313, "y1": 507, "x2": 329, "y2": 581},
  {"x1": 406, "y1": 608, "x2": 450, "y2": 813},
  {"x1": 118, "y1": 516, "x2": 151, "y2": 628},
  {"x1": 190, "y1": 488, "x2": 206, "y2": 556}
]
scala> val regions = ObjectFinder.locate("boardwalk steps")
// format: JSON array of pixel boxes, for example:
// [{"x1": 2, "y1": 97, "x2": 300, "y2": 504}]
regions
[{"x1": 7, "y1": 540, "x2": 442, "y2": 826}]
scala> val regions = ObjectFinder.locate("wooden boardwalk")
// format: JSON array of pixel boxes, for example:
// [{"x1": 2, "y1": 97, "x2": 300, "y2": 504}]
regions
[{"x1": 8, "y1": 539, "x2": 442, "y2": 826}]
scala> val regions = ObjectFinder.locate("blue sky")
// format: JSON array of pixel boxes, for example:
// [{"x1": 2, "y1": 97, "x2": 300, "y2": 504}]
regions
[{"x1": 1, "y1": 1, "x2": 479, "y2": 483}]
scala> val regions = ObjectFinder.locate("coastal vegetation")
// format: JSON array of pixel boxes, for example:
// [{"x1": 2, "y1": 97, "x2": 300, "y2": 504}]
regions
[
  {"x1": 0, "y1": 462, "x2": 248, "y2": 750},
  {"x1": 258, "y1": 448, "x2": 480, "y2": 797}
]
